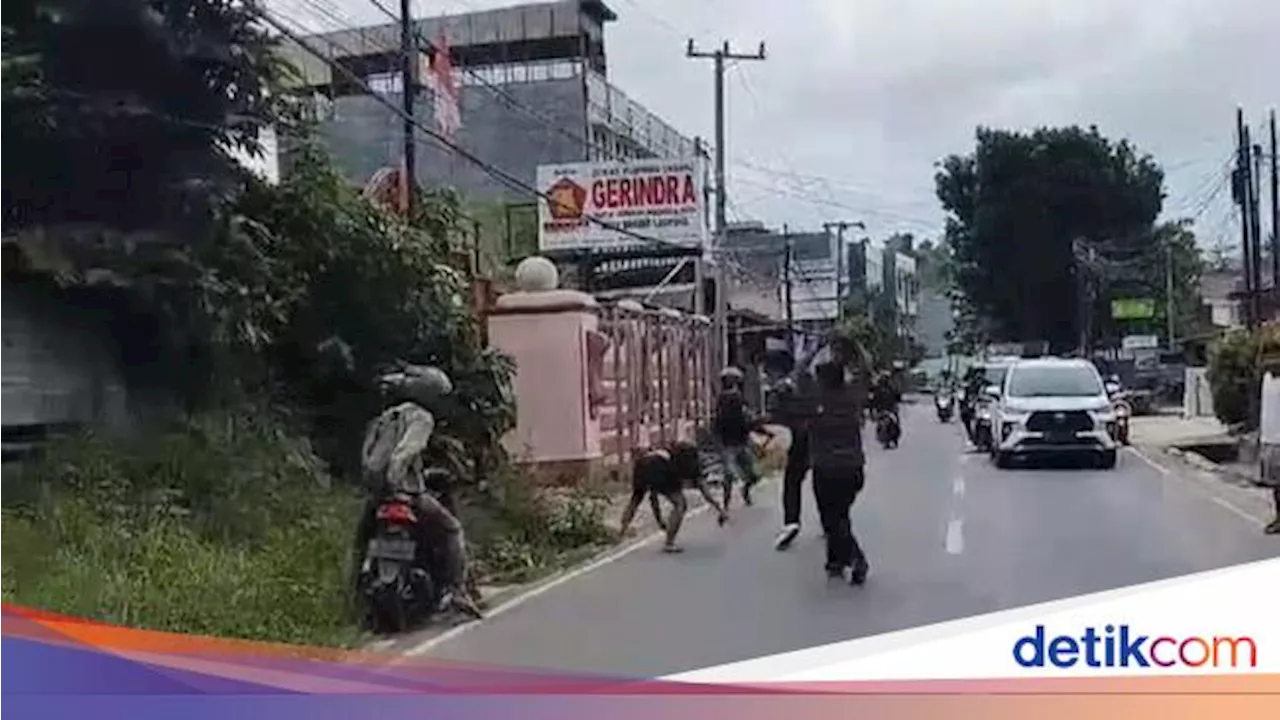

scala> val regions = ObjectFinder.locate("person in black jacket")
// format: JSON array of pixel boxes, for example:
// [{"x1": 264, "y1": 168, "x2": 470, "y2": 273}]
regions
[
  {"x1": 771, "y1": 370, "x2": 818, "y2": 550},
  {"x1": 808, "y1": 360, "x2": 871, "y2": 585},
  {"x1": 617, "y1": 440, "x2": 727, "y2": 553}
]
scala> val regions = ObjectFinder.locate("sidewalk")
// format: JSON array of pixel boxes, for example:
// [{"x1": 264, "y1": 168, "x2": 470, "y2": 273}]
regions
[{"x1": 1129, "y1": 413, "x2": 1229, "y2": 447}]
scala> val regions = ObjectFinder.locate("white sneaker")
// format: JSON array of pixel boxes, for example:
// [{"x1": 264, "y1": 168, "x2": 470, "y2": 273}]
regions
[{"x1": 774, "y1": 523, "x2": 801, "y2": 550}]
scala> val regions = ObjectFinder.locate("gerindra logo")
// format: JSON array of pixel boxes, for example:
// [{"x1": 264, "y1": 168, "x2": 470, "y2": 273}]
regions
[{"x1": 1013, "y1": 625, "x2": 1258, "y2": 669}]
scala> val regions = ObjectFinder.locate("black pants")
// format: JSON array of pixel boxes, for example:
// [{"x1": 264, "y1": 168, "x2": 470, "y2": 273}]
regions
[
  {"x1": 812, "y1": 464, "x2": 866, "y2": 570},
  {"x1": 782, "y1": 430, "x2": 813, "y2": 526}
]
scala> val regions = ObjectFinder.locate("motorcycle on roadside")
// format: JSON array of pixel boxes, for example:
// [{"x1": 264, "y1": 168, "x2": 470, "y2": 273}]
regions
[{"x1": 356, "y1": 467, "x2": 454, "y2": 635}]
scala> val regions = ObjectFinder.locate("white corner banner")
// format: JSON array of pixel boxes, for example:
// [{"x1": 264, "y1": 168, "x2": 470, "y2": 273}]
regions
[{"x1": 667, "y1": 558, "x2": 1280, "y2": 682}]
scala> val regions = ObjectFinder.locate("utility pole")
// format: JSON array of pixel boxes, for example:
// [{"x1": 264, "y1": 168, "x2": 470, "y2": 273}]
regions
[
  {"x1": 783, "y1": 225, "x2": 795, "y2": 361},
  {"x1": 1271, "y1": 109, "x2": 1279, "y2": 290},
  {"x1": 399, "y1": 0, "x2": 417, "y2": 217},
  {"x1": 824, "y1": 220, "x2": 865, "y2": 321},
  {"x1": 1165, "y1": 238, "x2": 1176, "y2": 350},
  {"x1": 1235, "y1": 108, "x2": 1257, "y2": 328},
  {"x1": 693, "y1": 136, "x2": 710, "y2": 319},
  {"x1": 687, "y1": 39, "x2": 766, "y2": 372}
]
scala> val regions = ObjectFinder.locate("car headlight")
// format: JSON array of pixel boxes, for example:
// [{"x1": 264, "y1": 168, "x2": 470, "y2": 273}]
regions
[
  {"x1": 1090, "y1": 408, "x2": 1117, "y2": 425},
  {"x1": 999, "y1": 411, "x2": 1030, "y2": 426}
]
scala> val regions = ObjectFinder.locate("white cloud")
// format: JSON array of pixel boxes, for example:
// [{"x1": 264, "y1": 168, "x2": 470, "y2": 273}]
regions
[{"x1": 300, "y1": 0, "x2": 1279, "y2": 246}]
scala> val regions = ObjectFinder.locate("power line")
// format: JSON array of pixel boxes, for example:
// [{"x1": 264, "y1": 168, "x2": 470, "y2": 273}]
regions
[{"x1": 251, "y1": 1, "x2": 704, "y2": 254}]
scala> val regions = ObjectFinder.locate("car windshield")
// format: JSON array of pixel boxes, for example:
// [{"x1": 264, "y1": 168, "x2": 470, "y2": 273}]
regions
[{"x1": 1006, "y1": 365, "x2": 1104, "y2": 397}]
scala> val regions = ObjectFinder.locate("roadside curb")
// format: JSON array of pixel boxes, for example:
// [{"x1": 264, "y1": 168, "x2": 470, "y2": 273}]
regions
[{"x1": 1161, "y1": 445, "x2": 1262, "y2": 490}]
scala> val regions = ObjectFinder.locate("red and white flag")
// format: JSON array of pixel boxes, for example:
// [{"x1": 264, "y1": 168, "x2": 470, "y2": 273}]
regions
[{"x1": 425, "y1": 32, "x2": 461, "y2": 137}]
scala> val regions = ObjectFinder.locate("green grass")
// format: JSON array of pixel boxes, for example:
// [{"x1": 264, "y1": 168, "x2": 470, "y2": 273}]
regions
[{"x1": 0, "y1": 407, "x2": 616, "y2": 646}]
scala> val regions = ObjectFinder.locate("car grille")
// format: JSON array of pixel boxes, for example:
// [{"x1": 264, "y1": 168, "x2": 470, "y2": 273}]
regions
[{"x1": 1026, "y1": 410, "x2": 1093, "y2": 433}]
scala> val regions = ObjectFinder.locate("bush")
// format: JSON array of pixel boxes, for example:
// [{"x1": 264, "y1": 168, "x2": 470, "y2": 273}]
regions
[
  {"x1": 1207, "y1": 324, "x2": 1280, "y2": 430},
  {"x1": 1, "y1": 408, "x2": 363, "y2": 647}
]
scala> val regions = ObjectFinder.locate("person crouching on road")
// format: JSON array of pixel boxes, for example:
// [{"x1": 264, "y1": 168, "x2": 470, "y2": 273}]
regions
[
  {"x1": 808, "y1": 360, "x2": 871, "y2": 585},
  {"x1": 771, "y1": 370, "x2": 818, "y2": 551},
  {"x1": 618, "y1": 440, "x2": 728, "y2": 553},
  {"x1": 713, "y1": 366, "x2": 776, "y2": 508}
]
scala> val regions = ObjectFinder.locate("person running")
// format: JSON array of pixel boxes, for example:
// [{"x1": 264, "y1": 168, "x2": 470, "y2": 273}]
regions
[
  {"x1": 808, "y1": 360, "x2": 871, "y2": 585},
  {"x1": 771, "y1": 370, "x2": 818, "y2": 550},
  {"x1": 713, "y1": 366, "x2": 775, "y2": 508},
  {"x1": 618, "y1": 440, "x2": 728, "y2": 552}
]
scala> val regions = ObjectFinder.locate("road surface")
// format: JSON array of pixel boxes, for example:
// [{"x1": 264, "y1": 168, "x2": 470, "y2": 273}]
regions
[{"x1": 411, "y1": 404, "x2": 1278, "y2": 677}]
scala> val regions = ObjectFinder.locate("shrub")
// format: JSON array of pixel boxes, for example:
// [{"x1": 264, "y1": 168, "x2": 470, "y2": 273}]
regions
[
  {"x1": 1207, "y1": 324, "x2": 1280, "y2": 430},
  {"x1": 1, "y1": 408, "x2": 363, "y2": 647}
]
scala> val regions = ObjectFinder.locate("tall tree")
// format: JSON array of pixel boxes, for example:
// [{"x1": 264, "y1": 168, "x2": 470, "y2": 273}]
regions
[
  {"x1": 2, "y1": 0, "x2": 294, "y2": 237},
  {"x1": 935, "y1": 125, "x2": 1165, "y2": 350}
]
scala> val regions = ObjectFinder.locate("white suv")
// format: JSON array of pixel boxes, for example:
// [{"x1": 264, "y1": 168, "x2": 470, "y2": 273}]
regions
[{"x1": 990, "y1": 358, "x2": 1120, "y2": 469}]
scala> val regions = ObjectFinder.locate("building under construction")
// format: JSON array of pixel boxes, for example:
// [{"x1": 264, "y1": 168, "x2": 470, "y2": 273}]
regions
[{"x1": 280, "y1": 0, "x2": 699, "y2": 203}]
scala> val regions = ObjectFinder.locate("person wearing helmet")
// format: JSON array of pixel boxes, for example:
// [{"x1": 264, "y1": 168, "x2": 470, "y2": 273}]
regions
[
  {"x1": 354, "y1": 363, "x2": 483, "y2": 619},
  {"x1": 713, "y1": 366, "x2": 774, "y2": 508}
]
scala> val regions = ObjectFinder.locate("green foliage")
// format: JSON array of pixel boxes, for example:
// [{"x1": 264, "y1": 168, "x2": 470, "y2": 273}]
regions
[
  {"x1": 1093, "y1": 219, "x2": 1204, "y2": 344},
  {"x1": 1, "y1": 409, "x2": 363, "y2": 646},
  {"x1": 936, "y1": 125, "x2": 1165, "y2": 349},
  {"x1": 3, "y1": 0, "x2": 297, "y2": 234},
  {"x1": 1207, "y1": 325, "x2": 1280, "y2": 430},
  {"x1": 193, "y1": 141, "x2": 517, "y2": 479}
]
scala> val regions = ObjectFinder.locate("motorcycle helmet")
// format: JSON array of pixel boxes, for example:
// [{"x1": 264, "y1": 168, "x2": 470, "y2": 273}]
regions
[{"x1": 719, "y1": 366, "x2": 745, "y2": 390}]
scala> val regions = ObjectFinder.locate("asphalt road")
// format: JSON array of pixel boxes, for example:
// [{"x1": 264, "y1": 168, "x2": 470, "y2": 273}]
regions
[{"x1": 412, "y1": 404, "x2": 1279, "y2": 678}]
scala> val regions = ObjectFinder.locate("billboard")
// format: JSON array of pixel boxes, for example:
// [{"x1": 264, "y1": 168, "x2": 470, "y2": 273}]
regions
[
  {"x1": 536, "y1": 159, "x2": 708, "y2": 253},
  {"x1": 1111, "y1": 298, "x2": 1156, "y2": 320}
]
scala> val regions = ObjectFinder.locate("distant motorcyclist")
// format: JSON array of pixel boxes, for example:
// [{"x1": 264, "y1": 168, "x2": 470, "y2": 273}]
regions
[
  {"x1": 959, "y1": 367, "x2": 984, "y2": 441},
  {"x1": 353, "y1": 364, "x2": 482, "y2": 619}
]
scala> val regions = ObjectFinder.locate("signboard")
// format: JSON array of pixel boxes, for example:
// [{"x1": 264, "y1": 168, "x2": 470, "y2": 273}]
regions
[
  {"x1": 790, "y1": 257, "x2": 839, "y2": 322},
  {"x1": 536, "y1": 159, "x2": 708, "y2": 253},
  {"x1": 1111, "y1": 298, "x2": 1156, "y2": 320},
  {"x1": 1122, "y1": 334, "x2": 1160, "y2": 351}
]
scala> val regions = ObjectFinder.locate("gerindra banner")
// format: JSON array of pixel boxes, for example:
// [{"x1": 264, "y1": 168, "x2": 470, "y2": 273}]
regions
[{"x1": 536, "y1": 159, "x2": 709, "y2": 253}]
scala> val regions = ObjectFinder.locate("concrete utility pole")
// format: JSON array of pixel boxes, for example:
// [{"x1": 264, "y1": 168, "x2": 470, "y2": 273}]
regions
[
  {"x1": 824, "y1": 221, "x2": 865, "y2": 321},
  {"x1": 1270, "y1": 109, "x2": 1279, "y2": 289},
  {"x1": 1165, "y1": 238, "x2": 1176, "y2": 350},
  {"x1": 1235, "y1": 108, "x2": 1258, "y2": 328},
  {"x1": 399, "y1": 0, "x2": 417, "y2": 217},
  {"x1": 686, "y1": 39, "x2": 766, "y2": 372},
  {"x1": 783, "y1": 225, "x2": 795, "y2": 360}
]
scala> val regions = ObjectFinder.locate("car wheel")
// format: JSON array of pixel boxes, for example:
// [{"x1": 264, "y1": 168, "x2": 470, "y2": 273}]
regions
[
  {"x1": 994, "y1": 451, "x2": 1013, "y2": 469},
  {"x1": 1097, "y1": 449, "x2": 1118, "y2": 469}
]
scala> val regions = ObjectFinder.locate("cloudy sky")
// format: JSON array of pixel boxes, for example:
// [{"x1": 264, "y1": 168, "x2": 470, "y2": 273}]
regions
[{"x1": 277, "y1": 0, "x2": 1277, "y2": 253}]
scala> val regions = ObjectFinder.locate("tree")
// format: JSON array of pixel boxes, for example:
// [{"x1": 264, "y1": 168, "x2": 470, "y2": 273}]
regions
[
  {"x1": 1092, "y1": 219, "x2": 1205, "y2": 345},
  {"x1": 3, "y1": 0, "x2": 294, "y2": 236},
  {"x1": 935, "y1": 125, "x2": 1164, "y2": 350}
]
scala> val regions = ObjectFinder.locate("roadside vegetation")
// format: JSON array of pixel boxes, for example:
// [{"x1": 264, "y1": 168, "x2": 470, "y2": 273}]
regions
[{"x1": 1, "y1": 0, "x2": 611, "y2": 647}]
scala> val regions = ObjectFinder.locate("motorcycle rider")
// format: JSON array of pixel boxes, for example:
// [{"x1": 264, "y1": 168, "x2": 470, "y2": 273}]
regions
[
  {"x1": 713, "y1": 366, "x2": 775, "y2": 507},
  {"x1": 868, "y1": 371, "x2": 900, "y2": 427},
  {"x1": 353, "y1": 364, "x2": 483, "y2": 619},
  {"x1": 959, "y1": 366, "x2": 984, "y2": 442}
]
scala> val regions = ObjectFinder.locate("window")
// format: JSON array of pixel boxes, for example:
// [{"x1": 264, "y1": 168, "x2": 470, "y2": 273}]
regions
[
  {"x1": 983, "y1": 364, "x2": 1010, "y2": 388},
  {"x1": 1006, "y1": 365, "x2": 1104, "y2": 398}
]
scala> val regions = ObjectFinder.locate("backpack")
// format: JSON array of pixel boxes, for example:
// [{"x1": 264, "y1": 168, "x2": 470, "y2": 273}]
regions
[{"x1": 361, "y1": 401, "x2": 436, "y2": 491}]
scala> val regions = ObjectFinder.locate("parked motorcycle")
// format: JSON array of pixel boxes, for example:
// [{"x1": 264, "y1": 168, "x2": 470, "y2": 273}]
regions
[
  {"x1": 356, "y1": 469, "x2": 451, "y2": 634},
  {"x1": 876, "y1": 410, "x2": 901, "y2": 449},
  {"x1": 935, "y1": 393, "x2": 955, "y2": 423}
]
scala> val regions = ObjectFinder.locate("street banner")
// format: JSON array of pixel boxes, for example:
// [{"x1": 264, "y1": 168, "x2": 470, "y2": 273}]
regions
[
  {"x1": 1112, "y1": 298, "x2": 1156, "y2": 320},
  {"x1": 536, "y1": 159, "x2": 709, "y2": 253}
]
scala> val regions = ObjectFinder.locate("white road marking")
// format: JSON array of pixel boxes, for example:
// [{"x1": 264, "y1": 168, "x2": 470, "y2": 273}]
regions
[
  {"x1": 399, "y1": 478, "x2": 741, "y2": 657},
  {"x1": 953, "y1": 476, "x2": 966, "y2": 497},
  {"x1": 945, "y1": 517, "x2": 965, "y2": 555},
  {"x1": 1126, "y1": 446, "x2": 1267, "y2": 526}
]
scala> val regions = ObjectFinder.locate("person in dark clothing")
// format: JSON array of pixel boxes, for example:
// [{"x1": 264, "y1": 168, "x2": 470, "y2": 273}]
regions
[
  {"x1": 618, "y1": 440, "x2": 727, "y2": 552},
  {"x1": 713, "y1": 367, "x2": 775, "y2": 508},
  {"x1": 808, "y1": 360, "x2": 870, "y2": 585},
  {"x1": 770, "y1": 371, "x2": 818, "y2": 550}
]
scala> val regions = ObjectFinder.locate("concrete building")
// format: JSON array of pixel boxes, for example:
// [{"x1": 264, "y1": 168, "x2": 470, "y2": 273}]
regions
[
  {"x1": 1199, "y1": 270, "x2": 1244, "y2": 329},
  {"x1": 279, "y1": 0, "x2": 700, "y2": 202}
]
